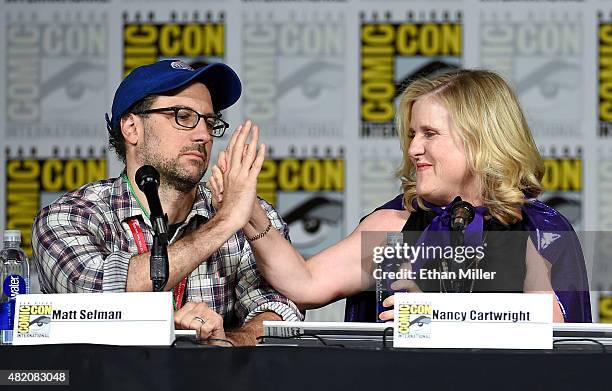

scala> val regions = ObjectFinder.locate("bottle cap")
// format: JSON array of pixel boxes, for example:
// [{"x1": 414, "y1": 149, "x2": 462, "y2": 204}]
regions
[{"x1": 3, "y1": 230, "x2": 21, "y2": 243}]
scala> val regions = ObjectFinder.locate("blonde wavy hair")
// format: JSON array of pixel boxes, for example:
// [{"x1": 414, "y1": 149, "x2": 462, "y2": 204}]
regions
[{"x1": 397, "y1": 69, "x2": 544, "y2": 225}]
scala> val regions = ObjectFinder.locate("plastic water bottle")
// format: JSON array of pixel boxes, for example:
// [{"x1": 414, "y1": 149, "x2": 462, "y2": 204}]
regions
[
  {"x1": 0, "y1": 230, "x2": 30, "y2": 345},
  {"x1": 376, "y1": 232, "x2": 404, "y2": 322}
]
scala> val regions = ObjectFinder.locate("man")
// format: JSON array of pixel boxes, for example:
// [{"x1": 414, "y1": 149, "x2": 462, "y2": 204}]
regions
[{"x1": 32, "y1": 60, "x2": 302, "y2": 345}]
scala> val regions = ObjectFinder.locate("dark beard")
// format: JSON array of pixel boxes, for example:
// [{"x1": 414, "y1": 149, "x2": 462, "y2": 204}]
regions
[
  {"x1": 139, "y1": 121, "x2": 209, "y2": 193},
  {"x1": 158, "y1": 159, "x2": 204, "y2": 193}
]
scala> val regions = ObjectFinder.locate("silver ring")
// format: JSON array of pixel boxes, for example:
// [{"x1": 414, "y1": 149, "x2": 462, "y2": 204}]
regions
[{"x1": 193, "y1": 316, "x2": 206, "y2": 324}]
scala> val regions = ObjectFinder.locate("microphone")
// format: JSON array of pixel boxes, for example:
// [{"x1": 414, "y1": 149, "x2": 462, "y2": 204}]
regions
[
  {"x1": 447, "y1": 197, "x2": 476, "y2": 293},
  {"x1": 134, "y1": 165, "x2": 169, "y2": 292},
  {"x1": 449, "y1": 197, "x2": 475, "y2": 231},
  {"x1": 135, "y1": 165, "x2": 163, "y2": 220}
]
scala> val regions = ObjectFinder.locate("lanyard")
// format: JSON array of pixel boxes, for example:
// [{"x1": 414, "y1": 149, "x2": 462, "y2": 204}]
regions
[{"x1": 123, "y1": 173, "x2": 188, "y2": 310}]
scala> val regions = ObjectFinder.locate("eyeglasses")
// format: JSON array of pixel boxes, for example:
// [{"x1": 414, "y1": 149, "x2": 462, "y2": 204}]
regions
[{"x1": 134, "y1": 106, "x2": 229, "y2": 137}]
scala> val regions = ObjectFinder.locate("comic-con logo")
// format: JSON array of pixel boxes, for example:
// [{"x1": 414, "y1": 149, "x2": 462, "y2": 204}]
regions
[
  {"x1": 123, "y1": 11, "x2": 225, "y2": 76},
  {"x1": 482, "y1": 12, "x2": 582, "y2": 139},
  {"x1": 5, "y1": 147, "x2": 106, "y2": 256},
  {"x1": 600, "y1": 295, "x2": 612, "y2": 323},
  {"x1": 242, "y1": 13, "x2": 345, "y2": 138},
  {"x1": 397, "y1": 303, "x2": 433, "y2": 339},
  {"x1": 17, "y1": 304, "x2": 52, "y2": 338},
  {"x1": 360, "y1": 11, "x2": 462, "y2": 138},
  {"x1": 539, "y1": 146, "x2": 582, "y2": 229},
  {"x1": 256, "y1": 148, "x2": 344, "y2": 257},
  {"x1": 599, "y1": 12, "x2": 612, "y2": 138},
  {"x1": 6, "y1": 12, "x2": 108, "y2": 139}
]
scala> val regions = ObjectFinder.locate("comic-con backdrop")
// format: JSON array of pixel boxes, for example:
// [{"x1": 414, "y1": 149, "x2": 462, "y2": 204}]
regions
[{"x1": 2, "y1": 0, "x2": 612, "y2": 321}]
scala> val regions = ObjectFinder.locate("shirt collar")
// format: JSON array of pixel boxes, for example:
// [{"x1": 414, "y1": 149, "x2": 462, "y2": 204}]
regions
[{"x1": 111, "y1": 174, "x2": 214, "y2": 225}]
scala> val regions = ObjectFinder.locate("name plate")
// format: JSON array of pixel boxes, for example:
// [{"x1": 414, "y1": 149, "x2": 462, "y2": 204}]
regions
[
  {"x1": 12, "y1": 292, "x2": 174, "y2": 346},
  {"x1": 393, "y1": 293, "x2": 552, "y2": 349}
]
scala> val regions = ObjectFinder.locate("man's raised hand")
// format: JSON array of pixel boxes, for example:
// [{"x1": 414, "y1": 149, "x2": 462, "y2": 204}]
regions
[{"x1": 211, "y1": 120, "x2": 265, "y2": 230}]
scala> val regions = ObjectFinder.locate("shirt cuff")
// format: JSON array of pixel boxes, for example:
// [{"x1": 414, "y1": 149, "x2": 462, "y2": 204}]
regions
[
  {"x1": 244, "y1": 301, "x2": 304, "y2": 323},
  {"x1": 101, "y1": 251, "x2": 134, "y2": 292}
]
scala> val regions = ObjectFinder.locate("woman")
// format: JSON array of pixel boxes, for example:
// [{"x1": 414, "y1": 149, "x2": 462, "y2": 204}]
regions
[{"x1": 209, "y1": 69, "x2": 591, "y2": 323}]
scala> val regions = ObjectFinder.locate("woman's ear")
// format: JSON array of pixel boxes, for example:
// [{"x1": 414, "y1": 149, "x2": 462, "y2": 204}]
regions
[{"x1": 121, "y1": 113, "x2": 140, "y2": 146}]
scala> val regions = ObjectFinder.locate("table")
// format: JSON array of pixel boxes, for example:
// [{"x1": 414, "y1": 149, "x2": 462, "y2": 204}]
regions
[{"x1": 1, "y1": 343, "x2": 611, "y2": 391}]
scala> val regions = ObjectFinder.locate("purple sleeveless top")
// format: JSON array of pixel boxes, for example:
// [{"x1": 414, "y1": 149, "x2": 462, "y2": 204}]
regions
[{"x1": 345, "y1": 194, "x2": 591, "y2": 323}]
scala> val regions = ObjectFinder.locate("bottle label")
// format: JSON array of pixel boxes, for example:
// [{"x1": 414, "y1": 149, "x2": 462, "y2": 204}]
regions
[
  {"x1": 0, "y1": 301, "x2": 15, "y2": 332},
  {"x1": 1, "y1": 275, "x2": 25, "y2": 335},
  {"x1": 3, "y1": 274, "x2": 26, "y2": 298}
]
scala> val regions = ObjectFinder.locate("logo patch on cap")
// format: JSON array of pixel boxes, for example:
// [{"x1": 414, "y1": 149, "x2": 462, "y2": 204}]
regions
[{"x1": 170, "y1": 61, "x2": 194, "y2": 71}]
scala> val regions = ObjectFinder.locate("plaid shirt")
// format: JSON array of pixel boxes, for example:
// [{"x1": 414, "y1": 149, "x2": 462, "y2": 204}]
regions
[{"x1": 32, "y1": 175, "x2": 302, "y2": 327}]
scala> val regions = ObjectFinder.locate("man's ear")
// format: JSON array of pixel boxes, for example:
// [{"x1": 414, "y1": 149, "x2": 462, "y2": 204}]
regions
[{"x1": 121, "y1": 113, "x2": 140, "y2": 146}]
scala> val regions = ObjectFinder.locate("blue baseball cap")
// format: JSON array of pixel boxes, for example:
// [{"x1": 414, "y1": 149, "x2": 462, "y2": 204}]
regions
[{"x1": 106, "y1": 59, "x2": 241, "y2": 131}]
